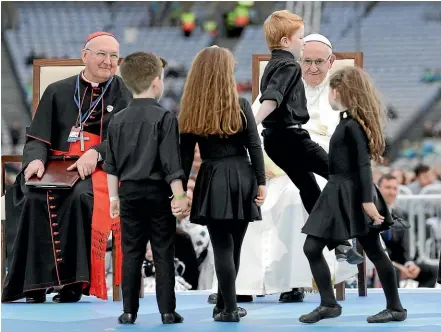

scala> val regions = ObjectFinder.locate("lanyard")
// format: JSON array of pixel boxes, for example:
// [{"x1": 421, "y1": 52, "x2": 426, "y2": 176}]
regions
[{"x1": 73, "y1": 74, "x2": 113, "y2": 128}]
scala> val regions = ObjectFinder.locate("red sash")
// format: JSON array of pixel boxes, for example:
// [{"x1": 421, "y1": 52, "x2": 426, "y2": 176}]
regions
[{"x1": 52, "y1": 132, "x2": 122, "y2": 300}]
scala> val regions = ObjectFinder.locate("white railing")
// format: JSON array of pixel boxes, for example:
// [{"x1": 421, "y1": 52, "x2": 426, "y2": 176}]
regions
[{"x1": 396, "y1": 194, "x2": 441, "y2": 262}]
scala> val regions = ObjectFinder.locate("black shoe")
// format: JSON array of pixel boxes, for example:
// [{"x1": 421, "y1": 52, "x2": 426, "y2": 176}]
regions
[
  {"x1": 208, "y1": 293, "x2": 217, "y2": 304},
  {"x1": 161, "y1": 312, "x2": 184, "y2": 324},
  {"x1": 279, "y1": 288, "x2": 305, "y2": 303},
  {"x1": 213, "y1": 306, "x2": 247, "y2": 318},
  {"x1": 299, "y1": 305, "x2": 342, "y2": 324},
  {"x1": 213, "y1": 310, "x2": 240, "y2": 322},
  {"x1": 52, "y1": 289, "x2": 82, "y2": 303},
  {"x1": 25, "y1": 290, "x2": 46, "y2": 303},
  {"x1": 237, "y1": 295, "x2": 253, "y2": 303},
  {"x1": 367, "y1": 309, "x2": 407, "y2": 323},
  {"x1": 335, "y1": 245, "x2": 364, "y2": 265},
  {"x1": 118, "y1": 313, "x2": 137, "y2": 324}
]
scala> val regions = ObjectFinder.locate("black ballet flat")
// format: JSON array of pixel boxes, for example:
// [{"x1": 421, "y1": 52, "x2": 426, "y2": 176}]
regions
[
  {"x1": 161, "y1": 312, "x2": 184, "y2": 324},
  {"x1": 299, "y1": 305, "x2": 342, "y2": 324},
  {"x1": 52, "y1": 289, "x2": 82, "y2": 303},
  {"x1": 25, "y1": 290, "x2": 46, "y2": 303},
  {"x1": 213, "y1": 310, "x2": 240, "y2": 322},
  {"x1": 367, "y1": 309, "x2": 407, "y2": 323},
  {"x1": 213, "y1": 306, "x2": 247, "y2": 318},
  {"x1": 118, "y1": 313, "x2": 137, "y2": 324}
]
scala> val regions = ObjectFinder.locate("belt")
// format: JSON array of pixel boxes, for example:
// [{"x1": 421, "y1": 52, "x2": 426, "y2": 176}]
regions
[
  {"x1": 287, "y1": 124, "x2": 302, "y2": 129},
  {"x1": 262, "y1": 125, "x2": 303, "y2": 136}
]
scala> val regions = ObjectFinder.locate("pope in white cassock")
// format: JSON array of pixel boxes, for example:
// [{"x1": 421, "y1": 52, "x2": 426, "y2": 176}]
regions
[{"x1": 209, "y1": 34, "x2": 360, "y2": 304}]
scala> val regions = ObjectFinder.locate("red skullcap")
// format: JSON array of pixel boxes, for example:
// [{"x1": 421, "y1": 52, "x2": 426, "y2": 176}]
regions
[{"x1": 84, "y1": 31, "x2": 116, "y2": 47}]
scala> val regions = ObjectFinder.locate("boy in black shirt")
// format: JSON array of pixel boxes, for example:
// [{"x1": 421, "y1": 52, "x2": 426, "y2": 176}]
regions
[
  {"x1": 254, "y1": 10, "x2": 363, "y2": 302},
  {"x1": 104, "y1": 52, "x2": 189, "y2": 325}
]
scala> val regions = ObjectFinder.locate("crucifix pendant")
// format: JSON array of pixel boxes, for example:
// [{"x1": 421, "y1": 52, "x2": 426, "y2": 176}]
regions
[{"x1": 79, "y1": 130, "x2": 89, "y2": 152}]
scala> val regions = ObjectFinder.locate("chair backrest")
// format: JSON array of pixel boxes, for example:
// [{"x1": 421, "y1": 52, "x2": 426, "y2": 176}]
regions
[{"x1": 32, "y1": 59, "x2": 123, "y2": 116}]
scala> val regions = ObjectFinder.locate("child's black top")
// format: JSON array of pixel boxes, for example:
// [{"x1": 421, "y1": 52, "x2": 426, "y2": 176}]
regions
[
  {"x1": 301, "y1": 111, "x2": 393, "y2": 248},
  {"x1": 259, "y1": 49, "x2": 309, "y2": 129},
  {"x1": 179, "y1": 97, "x2": 266, "y2": 225},
  {"x1": 104, "y1": 98, "x2": 185, "y2": 185}
]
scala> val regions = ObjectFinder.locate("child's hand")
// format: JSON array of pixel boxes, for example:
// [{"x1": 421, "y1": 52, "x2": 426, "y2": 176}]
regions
[
  {"x1": 110, "y1": 200, "x2": 120, "y2": 219},
  {"x1": 255, "y1": 185, "x2": 267, "y2": 207},
  {"x1": 171, "y1": 196, "x2": 191, "y2": 218},
  {"x1": 362, "y1": 202, "x2": 384, "y2": 225}
]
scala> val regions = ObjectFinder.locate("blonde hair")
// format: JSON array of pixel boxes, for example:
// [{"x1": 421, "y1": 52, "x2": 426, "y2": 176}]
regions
[
  {"x1": 179, "y1": 46, "x2": 243, "y2": 136},
  {"x1": 264, "y1": 10, "x2": 304, "y2": 51},
  {"x1": 329, "y1": 66, "x2": 387, "y2": 162}
]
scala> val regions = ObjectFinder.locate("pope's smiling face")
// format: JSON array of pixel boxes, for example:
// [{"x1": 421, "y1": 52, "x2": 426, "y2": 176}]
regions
[{"x1": 300, "y1": 41, "x2": 335, "y2": 87}]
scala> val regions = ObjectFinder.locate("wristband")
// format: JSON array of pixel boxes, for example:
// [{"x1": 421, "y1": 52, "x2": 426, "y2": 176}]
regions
[
  {"x1": 109, "y1": 196, "x2": 119, "y2": 202},
  {"x1": 173, "y1": 193, "x2": 187, "y2": 200}
]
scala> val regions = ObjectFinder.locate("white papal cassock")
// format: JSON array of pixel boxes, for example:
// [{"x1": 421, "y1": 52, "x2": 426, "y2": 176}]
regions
[{"x1": 216, "y1": 75, "x2": 359, "y2": 295}]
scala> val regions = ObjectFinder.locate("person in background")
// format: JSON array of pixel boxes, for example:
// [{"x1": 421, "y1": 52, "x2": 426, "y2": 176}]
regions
[
  {"x1": 407, "y1": 164, "x2": 440, "y2": 194},
  {"x1": 378, "y1": 174, "x2": 438, "y2": 288}
]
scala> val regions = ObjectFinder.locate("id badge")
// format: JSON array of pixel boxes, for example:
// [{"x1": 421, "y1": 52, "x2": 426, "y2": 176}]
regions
[{"x1": 67, "y1": 126, "x2": 80, "y2": 142}]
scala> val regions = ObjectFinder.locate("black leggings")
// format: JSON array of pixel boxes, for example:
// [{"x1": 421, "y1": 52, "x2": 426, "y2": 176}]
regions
[
  {"x1": 303, "y1": 231, "x2": 404, "y2": 311},
  {"x1": 207, "y1": 221, "x2": 249, "y2": 313}
]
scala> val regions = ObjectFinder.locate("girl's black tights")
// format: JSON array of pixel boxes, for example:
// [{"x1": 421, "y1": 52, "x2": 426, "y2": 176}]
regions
[
  {"x1": 207, "y1": 221, "x2": 249, "y2": 313},
  {"x1": 303, "y1": 231, "x2": 404, "y2": 311}
]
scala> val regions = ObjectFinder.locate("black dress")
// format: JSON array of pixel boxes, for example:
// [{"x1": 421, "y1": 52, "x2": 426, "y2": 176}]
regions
[
  {"x1": 180, "y1": 97, "x2": 266, "y2": 225},
  {"x1": 301, "y1": 111, "x2": 393, "y2": 249}
]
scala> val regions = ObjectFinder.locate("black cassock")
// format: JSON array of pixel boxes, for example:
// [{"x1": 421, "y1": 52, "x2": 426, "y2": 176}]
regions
[
  {"x1": 2, "y1": 74, "x2": 132, "y2": 302},
  {"x1": 437, "y1": 257, "x2": 441, "y2": 284}
]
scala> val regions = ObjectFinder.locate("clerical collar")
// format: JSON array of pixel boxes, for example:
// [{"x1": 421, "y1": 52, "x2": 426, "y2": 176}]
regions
[{"x1": 81, "y1": 71, "x2": 103, "y2": 88}]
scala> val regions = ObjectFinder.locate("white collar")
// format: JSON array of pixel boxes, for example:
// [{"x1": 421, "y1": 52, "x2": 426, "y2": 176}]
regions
[{"x1": 81, "y1": 71, "x2": 100, "y2": 87}]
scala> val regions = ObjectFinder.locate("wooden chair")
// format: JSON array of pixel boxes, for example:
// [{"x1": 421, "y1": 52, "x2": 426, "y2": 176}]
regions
[
  {"x1": 1, "y1": 58, "x2": 143, "y2": 301},
  {"x1": 1, "y1": 155, "x2": 23, "y2": 290},
  {"x1": 252, "y1": 52, "x2": 368, "y2": 301}
]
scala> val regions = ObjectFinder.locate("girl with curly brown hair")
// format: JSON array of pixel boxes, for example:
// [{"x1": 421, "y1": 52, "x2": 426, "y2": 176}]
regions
[{"x1": 300, "y1": 66, "x2": 407, "y2": 324}]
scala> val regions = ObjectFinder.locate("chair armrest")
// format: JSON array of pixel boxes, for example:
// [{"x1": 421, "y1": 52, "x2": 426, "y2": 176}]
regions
[
  {"x1": 1, "y1": 155, "x2": 23, "y2": 195},
  {"x1": 1, "y1": 195, "x2": 5, "y2": 221}
]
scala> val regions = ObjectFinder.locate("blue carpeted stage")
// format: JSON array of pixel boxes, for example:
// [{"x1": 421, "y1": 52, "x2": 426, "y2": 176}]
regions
[{"x1": 2, "y1": 289, "x2": 441, "y2": 331}]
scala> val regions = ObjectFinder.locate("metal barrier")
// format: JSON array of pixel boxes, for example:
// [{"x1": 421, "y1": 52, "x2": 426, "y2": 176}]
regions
[{"x1": 396, "y1": 194, "x2": 441, "y2": 261}]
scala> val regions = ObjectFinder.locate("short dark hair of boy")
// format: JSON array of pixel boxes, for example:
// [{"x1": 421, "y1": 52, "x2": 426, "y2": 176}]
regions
[
  {"x1": 414, "y1": 164, "x2": 430, "y2": 177},
  {"x1": 120, "y1": 52, "x2": 167, "y2": 95}
]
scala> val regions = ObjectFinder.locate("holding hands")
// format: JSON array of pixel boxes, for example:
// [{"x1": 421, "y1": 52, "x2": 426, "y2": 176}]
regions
[{"x1": 171, "y1": 193, "x2": 191, "y2": 218}]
